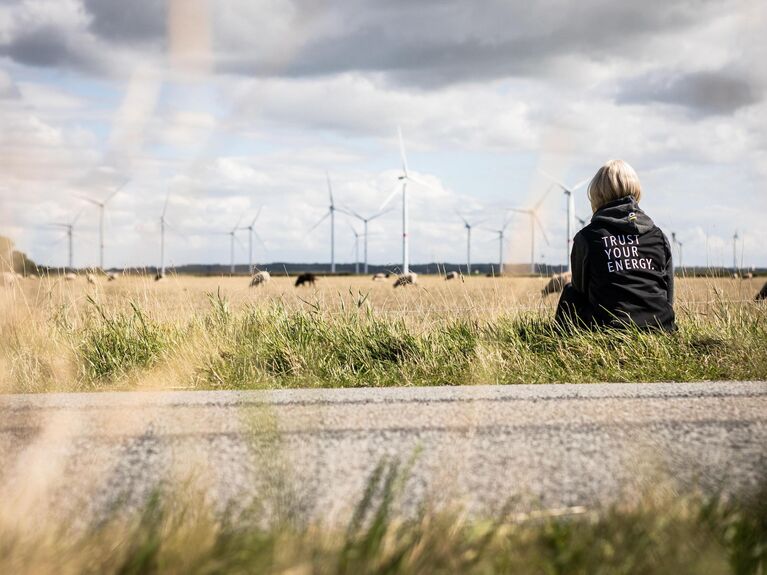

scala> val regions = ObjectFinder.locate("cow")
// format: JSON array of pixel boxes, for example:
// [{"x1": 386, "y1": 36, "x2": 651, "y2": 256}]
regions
[
  {"x1": 541, "y1": 272, "x2": 572, "y2": 297},
  {"x1": 445, "y1": 271, "x2": 462, "y2": 281},
  {"x1": 64, "y1": 273, "x2": 77, "y2": 281},
  {"x1": 86, "y1": 273, "x2": 97, "y2": 285},
  {"x1": 295, "y1": 272, "x2": 317, "y2": 287},
  {"x1": 107, "y1": 272, "x2": 118, "y2": 281},
  {"x1": 372, "y1": 273, "x2": 387, "y2": 281},
  {"x1": 250, "y1": 271, "x2": 271, "y2": 287},
  {"x1": 393, "y1": 272, "x2": 417, "y2": 287},
  {"x1": 756, "y1": 280, "x2": 767, "y2": 302}
]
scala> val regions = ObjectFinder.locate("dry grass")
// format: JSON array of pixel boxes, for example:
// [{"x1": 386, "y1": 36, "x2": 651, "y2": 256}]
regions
[
  {"x1": 0, "y1": 459, "x2": 765, "y2": 575},
  {"x1": 0, "y1": 273, "x2": 765, "y2": 393}
]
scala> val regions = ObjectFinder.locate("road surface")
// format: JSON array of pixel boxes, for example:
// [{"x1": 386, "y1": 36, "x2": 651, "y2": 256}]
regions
[{"x1": 1, "y1": 381, "x2": 765, "y2": 525}]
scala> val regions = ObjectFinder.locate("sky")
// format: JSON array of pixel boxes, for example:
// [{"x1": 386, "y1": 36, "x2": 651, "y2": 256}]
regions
[{"x1": 0, "y1": 0, "x2": 765, "y2": 270}]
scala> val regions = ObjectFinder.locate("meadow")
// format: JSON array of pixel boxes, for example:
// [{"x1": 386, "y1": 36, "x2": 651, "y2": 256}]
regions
[{"x1": 1, "y1": 273, "x2": 765, "y2": 393}]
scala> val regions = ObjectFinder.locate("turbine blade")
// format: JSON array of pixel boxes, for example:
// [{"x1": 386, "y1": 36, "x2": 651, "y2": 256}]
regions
[
  {"x1": 398, "y1": 126, "x2": 409, "y2": 176},
  {"x1": 369, "y1": 206, "x2": 395, "y2": 220},
  {"x1": 571, "y1": 176, "x2": 590, "y2": 191},
  {"x1": 378, "y1": 181, "x2": 402, "y2": 212},
  {"x1": 104, "y1": 179, "x2": 129, "y2": 204},
  {"x1": 252, "y1": 205, "x2": 263, "y2": 226},
  {"x1": 161, "y1": 191, "x2": 171, "y2": 217},
  {"x1": 534, "y1": 213, "x2": 550, "y2": 245},
  {"x1": 253, "y1": 229, "x2": 267, "y2": 250},
  {"x1": 407, "y1": 174, "x2": 442, "y2": 193},
  {"x1": 326, "y1": 171, "x2": 334, "y2": 206},
  {"x1": 75, "y1": 194, "x2": 101, "y2": 206},
  {"x1": 532, "y1": 184, "x2": 555, "y2": 212},
  {"x1": 538, "y1": 169, "x2": 568, "y2": 191},
  {"x1": 71, "y1": 209, "x2": 85, "y2": 225},
  {"x1": 455, "y1": 209, "x2": 470, "y2": 227},
  {"x1": 231, "y1": 214, "x2": 244, "y2": 233},
  {"x1": 306, "y1": 211, "x2": 330, "y2": 235},
  {"x1": 342, "y1": 206, "x2": 364, "y2": 221}
]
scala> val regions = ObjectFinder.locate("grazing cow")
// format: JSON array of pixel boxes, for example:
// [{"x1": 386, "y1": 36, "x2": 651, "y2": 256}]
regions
[
  {"x1": 64, "y1": 273, "x2": 77, "y2": 281},
  {"x1": 372, "y1": 273, "x2": 387, "y2": 281},
  {"x1": 445, "y1": 271, "x2": 462, "y2": 281},
  {"x1": 295, "y1": 272, "x2": 317, "y2": 287},
  {"x1": 393, "y1": 272, "x2": 417, "y2": 287},
  {"x1": 250, "y1": 271, "x2": 271, "y2": 287},
  {"x1": 107, "y1": 273, "x2": 118, "y2": 281},
  {"x1": 743, "y1": 272, "x2": 754, "y2": 280},
  {"x1": 756, "y1": 280, "x2": 767, "y2": 302},
  {"x1": 86, "y1": 273, "x2": 97, "y2": 285},
  {"x1": 155, "y1": 273, "x2": 165, "y2": 281},
  {"x1": 541, "y1": 272, "x2": 573, "y2": 297}
]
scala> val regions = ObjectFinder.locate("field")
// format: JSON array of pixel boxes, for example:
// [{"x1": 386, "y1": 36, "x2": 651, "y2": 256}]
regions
[{"x1": 1, "y1": 273, "x2": 765, "y2": 393}]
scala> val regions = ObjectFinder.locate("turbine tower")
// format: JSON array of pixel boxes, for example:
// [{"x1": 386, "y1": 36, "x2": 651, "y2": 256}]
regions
[
  {"x1": 484, "y1": 213, "x2": 514, "y2": 275},
  {"x1": 349, "y1": 224, "x2": 363, "y2": 274},
  {"x1": 379, "y1": 127, "x2": 442, "y2": 275},
  {"x1": 240, "y1": 207, "x2": 264, "y2": 275},
  {"x1": 733, "y1": 230, "x2": 739, "y2": 273},
  {"x1": 77, "y1": 180, "x2": 128, "y2": 270},
  {"x1": 159, "y1": 192, "x2": 170, "y2": 278},
  {"x1": 540, "y1": 171, "x2": 589, "y2": 271},
  {"x1": 457, "y1": 212, "x2": 485, "y2": 275},
  {"x1": 508, "y1": 187, "x2": 553, "y2": 275},
  {"x1": 344, "y1": 206, "x2": 392, "y2": 274},
  {"x1": 228, "y1": 216, "x2": 243, "y2": 274},
  {"x1": 671, "y1": 232, "x2": 684, "y2": 270},
  {"x1": 50, "y1": 210, "x2": 83, "y2": 270},
  {"x1": 308, "y1": 172, "x2": 340, "y2": 273}
]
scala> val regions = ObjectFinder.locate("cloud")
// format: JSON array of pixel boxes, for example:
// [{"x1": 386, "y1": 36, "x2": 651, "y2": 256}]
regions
[
  {"x1": 617, "y1": 69, "x2": 763, "y2": 116},
  {"x1": 82, "y1": 0, "x2": 165, "y2": 44},
  {"x1": 0, "y1": 68, "x2": 19, "y2": 98}
]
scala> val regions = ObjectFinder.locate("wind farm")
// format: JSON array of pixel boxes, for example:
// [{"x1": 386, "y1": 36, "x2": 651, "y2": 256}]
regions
[{"x1": 1, "y1": 3, "x2": 766, "y2": 574}]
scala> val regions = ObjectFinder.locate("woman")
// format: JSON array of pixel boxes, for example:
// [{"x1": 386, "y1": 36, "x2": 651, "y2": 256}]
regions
[{"x1": 555, "y1": 160, "x2": 676, "y2": 331}]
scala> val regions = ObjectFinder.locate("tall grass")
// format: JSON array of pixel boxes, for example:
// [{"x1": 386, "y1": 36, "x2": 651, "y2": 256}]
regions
[
  {"x1": 1, "y1": 460, "x2": 765, "y2": 574},
  {"x1": 1, "y1": 277, "x2": 765, "y2": 392}
]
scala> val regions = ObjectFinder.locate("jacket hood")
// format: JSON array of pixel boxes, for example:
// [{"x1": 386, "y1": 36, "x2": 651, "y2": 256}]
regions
[{"x1": 590, "y1": 196, "x2": 655, "y2": 235}]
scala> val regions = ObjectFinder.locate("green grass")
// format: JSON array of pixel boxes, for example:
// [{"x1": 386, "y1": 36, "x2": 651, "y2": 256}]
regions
[
  {"x1": 77, "y1": 297, "x2": 177, "y2": 382},
  {"x1": 2, "y1": 460, "x2": 765, "y2": 574},
  {"x1": 3, "y1": 291, "x2": 766, "y2": 391},
  {"x1": 198, "y1": 295, "x2": 766, "y2": 388}
]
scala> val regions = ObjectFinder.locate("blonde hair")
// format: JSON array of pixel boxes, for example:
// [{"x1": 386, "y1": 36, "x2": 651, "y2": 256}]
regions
[{"x1": 587, "y1": 159, "x2": 642, "y2": 212}]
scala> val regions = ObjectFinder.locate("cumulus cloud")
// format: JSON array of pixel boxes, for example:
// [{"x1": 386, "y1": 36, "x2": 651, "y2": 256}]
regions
[{"x1": 617, "y1": 69, "x2": 762, "y2": 116}]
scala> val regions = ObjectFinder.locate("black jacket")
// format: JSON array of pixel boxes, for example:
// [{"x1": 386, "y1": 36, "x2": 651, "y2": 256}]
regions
[{"x1": 567, "y1": 196, "x2": 675, "y2": 330}]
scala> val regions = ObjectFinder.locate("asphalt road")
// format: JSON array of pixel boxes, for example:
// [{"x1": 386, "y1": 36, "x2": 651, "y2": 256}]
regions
[{"x1": 1, "y1": 381, "x2": 765, "y2": 525}]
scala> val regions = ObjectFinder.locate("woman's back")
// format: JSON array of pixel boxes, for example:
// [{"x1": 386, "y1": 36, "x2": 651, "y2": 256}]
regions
[{"x1": 572, "y1": 196, "x2": 675, "y2": 330}]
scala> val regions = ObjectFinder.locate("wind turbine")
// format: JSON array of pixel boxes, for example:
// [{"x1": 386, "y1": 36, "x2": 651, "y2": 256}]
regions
[
  {"x1": 240, "y1": 207, "x2": 264, "y2": 275},
  {"x1": 349, "y1": 223, "x2": 363, "y2": 274},
  {"x1": 457, "y1": 211, "x2": 485, "y2": 275},
  {"x1": 671, "y1": 232, "x2": 684, "y2": 270},
  {"x1": 483, "y1": 212, "x2": 514, "y2": 275},
  {"x1": 379, "y1": 127, "x2": 442, "y2": 275},
  {"x1": 50, "y1": 210, "x2": 84, "y2": 270},
  {"x1": 344, "y1": 206, "x2": 393, "y2": 274},
  {"x1": 77, "y1": 180, "x2": 129, "y2": 270},
  {"x1": 540, "y1": 171, "x2": 589, "y2": 271},
  {"x1": 308, "y1": 172, "x2": 340, "y2": 273},
  {"x1": 223, "y1": 216, "x2": 243, "y2": 274},
  {"x1": 508, "y1": 188, "x2": 552, "y2": 275}
]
